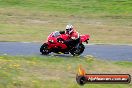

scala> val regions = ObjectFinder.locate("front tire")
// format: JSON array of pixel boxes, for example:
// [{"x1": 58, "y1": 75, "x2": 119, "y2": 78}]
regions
[
  {"x1": 70, "y1": 43, "x2": 85, "y2": 56},
  {"x1": 40, "y1": 43, "x2": 50, "y2": 55}
]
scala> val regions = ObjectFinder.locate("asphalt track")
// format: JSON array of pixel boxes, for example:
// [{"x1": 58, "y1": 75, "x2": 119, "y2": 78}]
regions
[{"x1": 0, "y1": 42, "x2": 132, "y2": 61}]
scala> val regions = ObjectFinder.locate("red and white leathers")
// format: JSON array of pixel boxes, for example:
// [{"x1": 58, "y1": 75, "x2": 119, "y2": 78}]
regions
[
  {"x1": 65, "y1": 28, "x2": 80, "y2": 40},
  {"x1": 63, "y1": 27, "x2": 80, "y2": 49},
  {"x1": 58, "y1": 24, "x2": 80, "y2": 48}
]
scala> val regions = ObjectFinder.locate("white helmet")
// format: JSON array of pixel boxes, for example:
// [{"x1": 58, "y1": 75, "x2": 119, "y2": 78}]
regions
[{"x1": 66, "y1": 24, "x2": 74, "y2": 34}]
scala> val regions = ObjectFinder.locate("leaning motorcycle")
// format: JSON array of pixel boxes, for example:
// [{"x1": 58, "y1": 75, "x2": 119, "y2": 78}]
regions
[{"x1": 40, "y1": 31, "x2": 90, "y2": 56}]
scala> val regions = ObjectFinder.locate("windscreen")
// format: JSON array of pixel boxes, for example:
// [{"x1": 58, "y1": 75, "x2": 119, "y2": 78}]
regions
[{"x1": 52, "y1": 31, "x2": 61, "y2": 37}]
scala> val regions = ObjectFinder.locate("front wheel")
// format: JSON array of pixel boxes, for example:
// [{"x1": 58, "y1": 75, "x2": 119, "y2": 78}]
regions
[
  {"x1": 40, "y1": 43, "x2": 50, "y2": 55},
  {"x1": 70, "y1": 43, "x2": 85, "y2": 56}
]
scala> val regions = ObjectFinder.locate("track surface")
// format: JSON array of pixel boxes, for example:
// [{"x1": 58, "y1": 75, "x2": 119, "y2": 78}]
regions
[{"x1": 0, "y1": 42, "x2": 132, "y2": 61}]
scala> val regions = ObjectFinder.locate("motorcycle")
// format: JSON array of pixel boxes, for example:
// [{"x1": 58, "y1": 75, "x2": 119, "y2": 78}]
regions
[{"x1": 40, "y1": 31, "x2": 90, "y2": 56}]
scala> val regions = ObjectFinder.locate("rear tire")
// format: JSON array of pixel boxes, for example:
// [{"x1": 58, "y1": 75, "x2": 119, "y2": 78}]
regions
[
  {"x1": 40, "y1": 43, "x2": 50, "y2": 55},
  {"x1": 70, "y1": 43, "x2": 85, "y2": 56}
]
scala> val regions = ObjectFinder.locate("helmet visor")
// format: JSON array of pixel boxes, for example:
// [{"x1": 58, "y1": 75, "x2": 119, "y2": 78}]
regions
[{"x1": 66, "y1": 28, "x2": 72, "y2": 32}]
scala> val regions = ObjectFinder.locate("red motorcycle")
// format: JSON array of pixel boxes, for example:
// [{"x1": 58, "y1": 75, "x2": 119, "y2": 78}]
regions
[{"x1": 40, "y1": 31, "x2": 90, "y2": 56}]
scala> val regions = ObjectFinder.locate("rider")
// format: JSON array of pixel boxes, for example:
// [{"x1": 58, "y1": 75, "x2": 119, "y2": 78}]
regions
[{"x1": 59, "y1": 24, "x2": 80, "y2": 49}]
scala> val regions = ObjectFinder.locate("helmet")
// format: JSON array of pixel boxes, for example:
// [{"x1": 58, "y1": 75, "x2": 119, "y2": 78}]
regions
[{"x1": 65, "y1": 24, "x2": 74, "y2": 34}]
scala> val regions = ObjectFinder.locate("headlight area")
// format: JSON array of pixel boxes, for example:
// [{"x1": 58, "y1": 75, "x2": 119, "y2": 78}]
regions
[{"x1": 48, "y1": 40, "x2": 54, "y2": 43}]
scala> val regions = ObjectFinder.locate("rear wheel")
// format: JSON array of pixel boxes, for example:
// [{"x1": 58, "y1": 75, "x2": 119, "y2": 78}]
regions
[
  {"x1": 40, "y1": 43, "x2": 50, "y2": 55},
  {"x1": 70, "y1": 43, "x2": 85, "y2": 56}
]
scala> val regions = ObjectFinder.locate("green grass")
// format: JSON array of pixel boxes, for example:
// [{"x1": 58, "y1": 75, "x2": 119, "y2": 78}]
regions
[
  {"x1": 114, "y1": 61, "x2": 132, "y2": 67},
  {"x1": 0, "y1": 0, "x2": 132, "y2": 43},
  {"x1": 0, "y1": 55, "x2": 131, "y2": 88},
  {"x1": 0, "y1": 0, "x2": 131, "y2": 16}
]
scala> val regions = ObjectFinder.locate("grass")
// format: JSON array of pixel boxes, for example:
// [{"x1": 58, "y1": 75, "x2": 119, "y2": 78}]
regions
[
  {"x1": 0, "y1": 55, "x2": 131, "y2": 88},
  {"x1": 0, "y1": 0, "x2": 131, "y2": 16},
  {"x1": 0, "y1": 0, "x2": 132, "y2": 43}
]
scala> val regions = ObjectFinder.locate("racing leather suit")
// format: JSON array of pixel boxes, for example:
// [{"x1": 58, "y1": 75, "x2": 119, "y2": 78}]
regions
[{"x1": 59, "y1": 30, "x2": 80, "y2": 50}]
